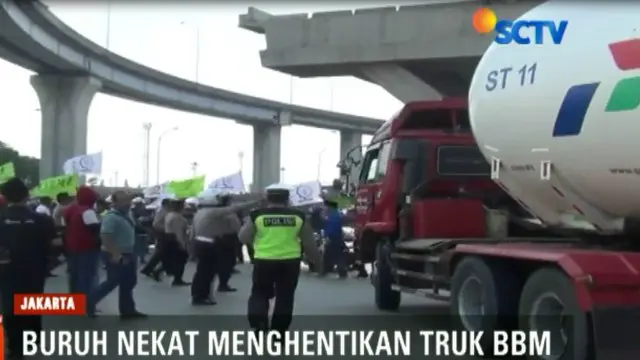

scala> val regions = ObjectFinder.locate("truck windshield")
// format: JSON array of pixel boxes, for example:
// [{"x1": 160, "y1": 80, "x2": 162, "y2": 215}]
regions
[
  {"x1": 359, "y1": 140, "x2": 392, "y2": 184},
  {"x1": 437, "y1": 145, "x2": 490, "y2": 176}
]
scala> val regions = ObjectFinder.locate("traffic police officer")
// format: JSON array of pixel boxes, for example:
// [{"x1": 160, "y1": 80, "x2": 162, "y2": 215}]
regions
[
  {"x1": 191, "y1": 193, "x2": 259, "y2": 305},
  {"x1": 239, "y1": 188, "x2": 321, "y2": 332},
  {"x1": 0, "y1": 178, "x2": 56, "y2": 359}
]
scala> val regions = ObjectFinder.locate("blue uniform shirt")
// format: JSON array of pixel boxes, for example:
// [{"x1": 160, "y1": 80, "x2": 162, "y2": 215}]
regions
[{"x1": 322, "y1": 208, "x2": 343, "y2": 242}]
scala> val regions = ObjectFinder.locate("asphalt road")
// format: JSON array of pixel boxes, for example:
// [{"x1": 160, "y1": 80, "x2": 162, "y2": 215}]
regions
[
  {"x1": 45, "y1": 262, "x2": 443, "y2": 316},
  {"x1": 37, "y1": 262, "x2": 482, "y2": 359}
]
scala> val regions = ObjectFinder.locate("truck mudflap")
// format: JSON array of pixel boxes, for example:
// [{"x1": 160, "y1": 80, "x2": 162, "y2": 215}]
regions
[{"x1": 592, "y1": 306, "x2": 640, "y2": 359}]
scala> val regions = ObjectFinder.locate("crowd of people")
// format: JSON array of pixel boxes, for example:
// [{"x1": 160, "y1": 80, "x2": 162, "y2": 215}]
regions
[{"x1": 0, "y1": 176, "x2": 367, "y2": 359}]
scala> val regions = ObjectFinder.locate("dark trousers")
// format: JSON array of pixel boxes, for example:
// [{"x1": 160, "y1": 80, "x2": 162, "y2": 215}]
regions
[
  {"x1": 67, "y1": 250, "x2": 100, "y2": 295},
  {"x1": 141, "y1": 230, "x2": 166, "y2": 273},
  {"x1": 135, "y1": 234, "x2": 148, "y2": 264},
  {"x1": 191, "y1": 241, "x2": 217, "y2": 300},
  {"x1": 322, "y1": 241, "x2": 348, "y2": 278},
  {"x1": 0, "y1": 271, "x2": 45, "y2": 356},
  {"x1": 88, "y1": 254, "x2": 137, "y2": 315},
  {"x1": 217, "y1": 234, "x2": 236, "y2": 287},
  {"x1": 164, "y1": 239, "x2": 188, "y2": 282},
  {"x1": 235, "y1": 236, "x2": 244, "y2": 264},
  {"x1": 248, "y1": 259, "x2": 301, "y2": 332}
]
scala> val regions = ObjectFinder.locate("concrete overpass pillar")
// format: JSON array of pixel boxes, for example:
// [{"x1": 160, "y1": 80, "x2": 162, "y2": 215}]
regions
[
  {"x1": 340, "y1": 130, "x2": 363, "y2": 188},
  {"x1": 31, "y1": 75, "x2": 101, "y2": 180},
  {"x1": 252, "y1": 124, "x2": 282, "y2": 191}
]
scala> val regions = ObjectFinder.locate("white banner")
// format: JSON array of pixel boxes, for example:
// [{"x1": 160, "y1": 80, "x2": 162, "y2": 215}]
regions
[
  {"x1": 143, "y1": 182, "x2": 168, "y2": 198},
  {"x1": 290, "y1": 180, "x2": 323, "y2": 206},
  {"x1": 207, "y1": 172, "x2": 245, "y2": 193},
  {"x1": 63, "y1": 151, "x2": 103, "y2": 175},
  {"x1": 265, "y1": 181, "x2": 322, "y2": 207}
]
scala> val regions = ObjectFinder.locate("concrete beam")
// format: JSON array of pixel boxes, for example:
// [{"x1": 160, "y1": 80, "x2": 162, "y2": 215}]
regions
[
  {"x1": 238, "y1": 7, "x2": 272, "y2": 34},
  {"x1": 360, "y1": 64, "x2": 442, "y2": 103},
  {"x1": 252, "y1": 124, "x2": 281, "y2": 191},
  {"x1": 31, "y1": 75, "x2": 101, "y2": 180}
]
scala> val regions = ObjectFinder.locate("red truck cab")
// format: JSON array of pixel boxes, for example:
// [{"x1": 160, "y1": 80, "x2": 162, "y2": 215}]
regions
[{"x1": 354, "y1": 98, "x2": 501, "y2": 262}]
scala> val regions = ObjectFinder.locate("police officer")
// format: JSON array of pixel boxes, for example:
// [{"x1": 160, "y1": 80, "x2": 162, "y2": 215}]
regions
[
  {"x1": 141, "y1": 198, "x2": 171, "y2": 280},
  {"x1": 239, "y1": 188, "x2": 321, "y2": 332},
  {"x1": 163, "y1": 199, "x2": 190, "y2": 286},
  {"x1": 191, "y1": 194, "x2": 258, "y2": 305},
  {"x1": 0, "y1": 178, "x2": 56, "y2": 359}
]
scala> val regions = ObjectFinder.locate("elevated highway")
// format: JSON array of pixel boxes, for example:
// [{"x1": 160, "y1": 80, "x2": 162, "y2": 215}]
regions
[
  {"x1": 240, "y1": 1, "x2": 540, "y2": 103},
  {"x1": 0, "y1": 1, "x2": 383, "y2": 187}
]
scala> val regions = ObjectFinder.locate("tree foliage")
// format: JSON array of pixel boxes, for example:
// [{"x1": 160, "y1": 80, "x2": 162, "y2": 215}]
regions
[{"x1": 0, "y1": 141, "x2": 39, "y2": 186}]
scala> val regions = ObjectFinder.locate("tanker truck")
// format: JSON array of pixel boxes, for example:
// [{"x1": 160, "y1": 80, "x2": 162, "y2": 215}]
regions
[{"x1": 358, "y1": 3, "x2": 640, "y2": 359}]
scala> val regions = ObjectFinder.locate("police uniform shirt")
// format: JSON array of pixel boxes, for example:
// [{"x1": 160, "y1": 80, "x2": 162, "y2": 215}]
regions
[
  {"x1": 192, "y1": 202, "x2": 257, "y2": 241},
  {"x1": 165, "y1": 211, "x2": 189, "y2": 247},
  {"x1": 238, "y1": 206, "x2": 321, "y2": 262},
  {"x1": 152, "y1": 208, "x2": 167, "y2": 232}
]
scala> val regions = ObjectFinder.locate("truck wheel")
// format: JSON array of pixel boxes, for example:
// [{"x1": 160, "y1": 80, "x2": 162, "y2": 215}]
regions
[
  {"x1": 451, "y1": 256, "x2": 520, "y2": 356},
  {"x1": 519, "y1": 268, "x2": 589, "y2": 360},
  {"x1": 374, "y1": 241, "x2": 400, "y2": 311}
]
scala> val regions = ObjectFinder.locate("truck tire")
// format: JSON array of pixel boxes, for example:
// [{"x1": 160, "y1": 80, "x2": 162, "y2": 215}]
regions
[
  {"x1": 450, "y1": 256, "x2": 520, "y2": 357},
  {"x1": 518, "y1": 268, "x2": 589, "y2": 360},
  {"x1": 374, "y1": 241, "x2": 400, "y2": 311}
]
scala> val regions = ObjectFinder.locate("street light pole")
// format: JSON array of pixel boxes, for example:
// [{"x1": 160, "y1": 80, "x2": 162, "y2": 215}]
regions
[
  {"x1": 142, "y1": 122, "x2": 152, "y2": 187},
  {"x1": 195, "y1": 26, "x2": 200, "y2": 83},
  {"x1": 156, "y1": 126, "x2": 178, "y2": 184},
  {"x1": 105, "y1": 0, "x2": 112, "y2": 49},
  {"x1": 180, "y1": 21, "x2": 201, "y2": 83}
]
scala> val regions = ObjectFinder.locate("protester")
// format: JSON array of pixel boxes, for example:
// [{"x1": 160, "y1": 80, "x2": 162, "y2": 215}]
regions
[
  {"x1": 131, "y1": 198, "x2": 150, "y2": 265},
  {"x1": 239, "y1": 188, "x2": 321, "y2": 332},
  {"x1": 52, "y1": 192, "x2": 71, "y2": 228},
  {"x1": 0, "y1": 178, "x2": 56, "y2": 358},
  {"x1": 49, "y1": 192, "x2": 72, "y2": 278},
  {"x1": 88, "y1": 191, "x2": 145, "y2": 318},
  {"x1": 62, "y1": 186, "x2": 101, "y2": 295}
]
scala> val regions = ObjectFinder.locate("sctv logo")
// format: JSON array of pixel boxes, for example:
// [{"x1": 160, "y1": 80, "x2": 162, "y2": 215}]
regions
[{"x1": 472, "y1": 7, "x2": 567, "y2": 45}]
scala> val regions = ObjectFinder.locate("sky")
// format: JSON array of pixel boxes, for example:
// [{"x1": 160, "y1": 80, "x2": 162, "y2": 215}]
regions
[{"x1": 0, "y1": 2, "x2": 406, "y2": 187}]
